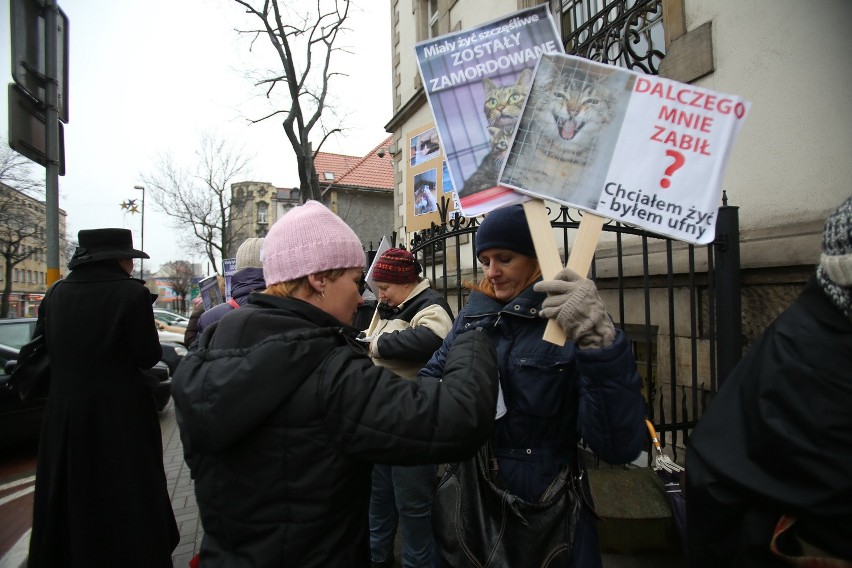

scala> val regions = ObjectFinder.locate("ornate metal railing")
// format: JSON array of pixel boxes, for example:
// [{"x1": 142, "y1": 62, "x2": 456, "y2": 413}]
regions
[{"x1": 560, "y1": 0, "x2": 665, "y2": 74}]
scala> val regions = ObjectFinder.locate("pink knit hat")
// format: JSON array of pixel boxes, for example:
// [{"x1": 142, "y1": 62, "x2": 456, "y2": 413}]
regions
[{"x1": 263, "y1": 200, "x2": 365, "y2": 285}]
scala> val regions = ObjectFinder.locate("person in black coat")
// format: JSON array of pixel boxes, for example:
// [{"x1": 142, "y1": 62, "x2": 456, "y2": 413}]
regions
[
  {"x1": 686, "y1": 196, "x2": 852, "y2": 567},
  {"x1": 172, "y1": 201, "x2": 500, "y2": 567},
  {"x1": 28, "y1": 228, "x2": 179, "y2": 567}
]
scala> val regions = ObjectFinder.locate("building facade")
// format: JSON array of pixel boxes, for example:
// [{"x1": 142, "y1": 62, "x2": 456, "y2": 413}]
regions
[
  {"x1": 0, "y1": 183, "x2": 68, "y2": 317},
  {"x1": 384, "y1": 0, "x2": 851, "y2": 438},
  {"x1": 228, "y1": 138, "x2": 395, "y2": 259}
]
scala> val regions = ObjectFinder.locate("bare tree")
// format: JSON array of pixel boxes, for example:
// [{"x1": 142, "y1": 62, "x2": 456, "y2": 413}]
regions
[
  {"x1": 142, "y1": 133, "x2": 254, "y2": 275},
  {"x1": 1, "y1": 138, "x2": 44, "y2": 196},
  {"x1": 158, "y1": 260, "x2": 195, "y2": 314},
  {"x1": 234, "y1": 0, "x2": 352, "y2": 202}
]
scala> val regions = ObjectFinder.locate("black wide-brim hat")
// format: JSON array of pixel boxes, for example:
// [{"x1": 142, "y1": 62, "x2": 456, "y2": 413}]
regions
[{"x1": 68, "y1": 228, "x2": 149, "y2": 270}]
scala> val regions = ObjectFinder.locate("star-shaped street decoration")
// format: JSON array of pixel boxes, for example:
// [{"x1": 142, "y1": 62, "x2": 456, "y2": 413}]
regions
[{"x1": 120, "y1": 199, "x2": 140, "y2": 214}]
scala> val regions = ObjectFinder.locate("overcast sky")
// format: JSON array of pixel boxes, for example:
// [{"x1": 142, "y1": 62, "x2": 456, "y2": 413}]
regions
[{"x1": 1, "y1": 0, "x2": 392, "y2": 273}]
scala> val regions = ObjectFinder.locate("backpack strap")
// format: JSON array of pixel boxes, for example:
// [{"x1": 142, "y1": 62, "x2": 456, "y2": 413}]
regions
[{"x1": 227, "y1": 298, "x2": 240, "y2": 309}]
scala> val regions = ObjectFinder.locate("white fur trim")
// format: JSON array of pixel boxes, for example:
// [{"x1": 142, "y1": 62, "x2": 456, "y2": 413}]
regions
[{"x1": 821, "y1": 252, "x2": 852, "y2": 286}]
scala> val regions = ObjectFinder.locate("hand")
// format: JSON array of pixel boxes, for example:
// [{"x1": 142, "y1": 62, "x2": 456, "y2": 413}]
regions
[{"x1": 534, "y1": 268, "x2": 615, "y2": 349}]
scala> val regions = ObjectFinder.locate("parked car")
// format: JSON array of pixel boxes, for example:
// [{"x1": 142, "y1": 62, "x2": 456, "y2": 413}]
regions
[
  {"x1": 0, "y1": 318, "x2": 184, "y2": 447},
  {"x1": 153, "y1": 309, "x2": 190, "y2": 329},
  {"x1": 0, "y1": 318, "x2": 37, "y2": 350}
]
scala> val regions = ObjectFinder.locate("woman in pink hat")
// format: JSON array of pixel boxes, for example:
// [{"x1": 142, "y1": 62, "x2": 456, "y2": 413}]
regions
[{"x1": 172, "y1": 201, "x2": 499, "y2": 568}]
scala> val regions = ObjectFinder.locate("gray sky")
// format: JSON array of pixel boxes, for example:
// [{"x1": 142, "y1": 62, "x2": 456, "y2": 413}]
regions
[{"x1": 1, "y1": 0, "x2": 392, "y2": 273}]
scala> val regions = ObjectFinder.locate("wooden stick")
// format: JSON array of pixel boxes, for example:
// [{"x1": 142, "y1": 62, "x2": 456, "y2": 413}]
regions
[
  {"x1": 523, "y1": 200, "x2": 605, "y2": 345},
  {"x1": 365, "y1": 304, "x2": 380, "y2": 337}
]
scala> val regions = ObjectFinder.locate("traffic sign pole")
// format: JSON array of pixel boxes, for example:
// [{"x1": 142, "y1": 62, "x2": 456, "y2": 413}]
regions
[{"x1": 45, "y1": 0, "x2": 61, "y2": 285}]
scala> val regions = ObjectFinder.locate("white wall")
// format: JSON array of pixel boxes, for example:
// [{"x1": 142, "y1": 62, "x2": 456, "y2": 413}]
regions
[{"x1": 689, "y1": 0, "x2": 852, "y2": 231}]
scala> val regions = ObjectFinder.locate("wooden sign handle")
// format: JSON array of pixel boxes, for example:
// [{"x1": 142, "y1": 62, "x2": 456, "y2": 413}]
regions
[
  {"x1": 523, "y1": 200, "x2": 605, "y2": 346},
  {"x1": 365, "y1": 304, "x2": 380, "y2": 337}
]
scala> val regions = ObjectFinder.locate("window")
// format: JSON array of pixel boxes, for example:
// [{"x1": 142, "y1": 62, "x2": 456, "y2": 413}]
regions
[
  {"x1": 418, "y1": 0, "x2": 441, "y2": 41},
  {"x1": 27, "y1": 270, "x2": 33, "y2": 283},
  {"x1": 14, "y1": 269, "x2": 19, "y2": 283},
  {"x1": 323, "y1": 172, "x2": 335, "y2": 180},
  {"x1": 428, "y1": 0, "x2": 439, "y2": 38},
  {"x1": 257, "y1": 202, "x2": 269, "y2": 225}
]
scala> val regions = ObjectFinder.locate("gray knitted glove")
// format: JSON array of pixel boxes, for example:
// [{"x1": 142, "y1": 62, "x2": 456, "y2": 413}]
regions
[{"x1": 534, "y1": 268, "x2": 615, "y2": 350}]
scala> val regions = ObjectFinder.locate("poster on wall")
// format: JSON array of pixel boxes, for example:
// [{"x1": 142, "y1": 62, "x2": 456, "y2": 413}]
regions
[
  {"x1": 414, "y1": 4, "x2": 563, "y2": 218},
  {"x1": 405, "y1": 123, "x2": 457, "y2": 231},
  {"x1": 499, "y1": 53, "x2": 751, "y2": 244}
]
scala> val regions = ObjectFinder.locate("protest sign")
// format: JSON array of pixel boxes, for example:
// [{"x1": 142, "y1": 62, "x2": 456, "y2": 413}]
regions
[
  {"x1": 365, "y1": 236, "x2": 392, "y2": 297},
  {"x1": 414, "y1": 4, "x2": 563, "y2": 217},
  {"x1": 364, "y1": 236, "x2": 393, "y2": 337},
  {"x1": 500, "y1": 53, "x2": 751, "y2": 244},
  {"x1": 198, "y1": 275, "x2": 223, "y2": 311},
  {"x1": 222, "y1": 257, "x2": 236, "y2": 300}
]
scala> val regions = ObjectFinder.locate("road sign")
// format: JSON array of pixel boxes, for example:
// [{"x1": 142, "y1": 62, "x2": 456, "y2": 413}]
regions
[
  {"x1": 8, "y1": 83, "x2": 66, "y2": 175},
  {"x1": 10, "y1": 0, "x2": 69, "y2": 124}
]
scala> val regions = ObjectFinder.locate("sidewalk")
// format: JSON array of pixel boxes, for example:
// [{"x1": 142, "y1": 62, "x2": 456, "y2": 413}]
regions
[{"x1": 161, "y1": 400, "x2": 204, "y2": 567}]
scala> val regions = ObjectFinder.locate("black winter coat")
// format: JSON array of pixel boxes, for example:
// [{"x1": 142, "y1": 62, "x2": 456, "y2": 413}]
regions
[
  {"x1": 172, "y1": 292, "x2": 498, "y2": 568},
  {"x1": 28, "y1": 262, "x2": 179, "y2": 567},
  {"x1": 686, "y1": 277, "x2": 852, "y2": 566}
]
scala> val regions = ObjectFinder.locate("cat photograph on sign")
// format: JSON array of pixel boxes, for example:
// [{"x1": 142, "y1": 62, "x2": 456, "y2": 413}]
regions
[
  {"x1": 501, "y1": 54, "x2": 631, "y2": 211},
  {"x1": 414, "y1": 4, "x2": 564, "y2": 217},
  {"x1": 499, "y1": 52, "x2": 751, "y2": 245},
  {"x1": 457, "y1": 67, "x2": 531, "y2": 200}
]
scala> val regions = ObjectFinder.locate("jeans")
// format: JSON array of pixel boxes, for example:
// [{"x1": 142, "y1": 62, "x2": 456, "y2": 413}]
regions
[{"x1": 370, "y1": 463, "x2": 438, "y2": 567}]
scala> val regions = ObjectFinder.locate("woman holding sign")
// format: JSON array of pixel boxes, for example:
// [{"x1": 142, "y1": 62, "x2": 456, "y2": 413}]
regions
[{"x1": 421, "y1": 204, "x2": 646, "y2": 568}]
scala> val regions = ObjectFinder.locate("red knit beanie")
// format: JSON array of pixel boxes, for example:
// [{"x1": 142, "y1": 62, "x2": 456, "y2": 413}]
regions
[{"x1": 372, "y1": 248, "x2": 420, "y2": 284}]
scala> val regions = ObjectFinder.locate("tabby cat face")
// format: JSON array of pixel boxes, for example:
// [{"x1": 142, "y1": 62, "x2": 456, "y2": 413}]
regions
[
  {"x1": 487, "y1": 126, "x2": 512, "y2": 160},
  {"x1": 482, "y1": 68, "x2": 532, "y2": 128},
  {"x1": 542, "y1": 77, "x2": 614, "y2": 142}
]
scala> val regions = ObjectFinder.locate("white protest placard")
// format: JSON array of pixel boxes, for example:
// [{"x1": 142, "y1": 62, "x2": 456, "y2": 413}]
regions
[
  {"x1": 414, "y1": 5, "x2": 563, "y2": 218},
  {"x1": 500, "y1": 53, "x2": 751, "y2": 244},
  {"x1": 365, "y1": 236, "x2": 392, "y2": 297},
  {"x1": 364, "y1": 236, "x2": 393, "y2": 337},
  {"x1": 222, "y1": 257, "x2": 237, "y2": 300}
]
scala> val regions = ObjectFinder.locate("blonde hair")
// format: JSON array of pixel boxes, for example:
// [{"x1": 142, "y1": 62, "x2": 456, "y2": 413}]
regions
[{"x1": 264, "y1": 268, "x2": 349, "y2": 298}]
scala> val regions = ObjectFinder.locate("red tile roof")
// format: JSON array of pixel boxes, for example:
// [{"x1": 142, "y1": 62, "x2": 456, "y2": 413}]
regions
[{"x1": 314, "y1": 136, "x2": 394, "y2": 192}]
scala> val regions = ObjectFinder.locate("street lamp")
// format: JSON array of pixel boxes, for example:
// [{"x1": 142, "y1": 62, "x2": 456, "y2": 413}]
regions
[{"x1": 134, "y1": 185, "x2": 145, "y2": 279}]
